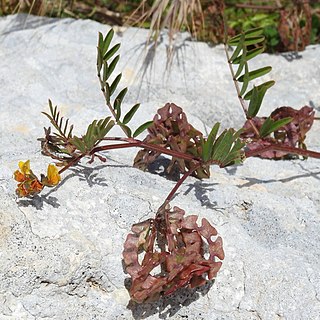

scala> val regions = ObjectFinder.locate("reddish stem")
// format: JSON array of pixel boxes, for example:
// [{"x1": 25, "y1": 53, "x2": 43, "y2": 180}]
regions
[
  {"x1": 92, "y1": 140, "x2": 199, "y2": 162},
  {"x1": 58, "y1": 139, "x2": 201, "y2": 175},
  {"x1": 165, "y1": 162, "x2": 202, "y2": 204},
  {"x1": 245, "y1": 144, "x2": 320, "y2": 158}
]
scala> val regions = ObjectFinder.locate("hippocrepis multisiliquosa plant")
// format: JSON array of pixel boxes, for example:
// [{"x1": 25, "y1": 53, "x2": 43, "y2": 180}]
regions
[{"x1": 14, "y1": 27, "x2": 320, "y2": 304}]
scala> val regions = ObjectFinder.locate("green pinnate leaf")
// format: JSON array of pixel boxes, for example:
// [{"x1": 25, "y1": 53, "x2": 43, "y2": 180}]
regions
[
  {"x1": 120, "y1": 124, "x2": 132, "y2": 138},
  {"x1": 244, "y1": 27, "x2": 264, "y2": 37},
  {"x1": 239, "y1": 63, "x2": 249, "y2": 96},
  {"x1": 229, "y1": 33, "x2": 245, "y2": 62},
  {"x1": 212, "y1": 130, "x2": 234, "y2": 161},
  {"x1": 228, "y1": 35, "x2": 265, "y2": 46},
  {"x1": 102, "y1": 29, "x2": 114, "y2": 56},
  {"x1": 232, "y1": 46, "x2": 265, "y2": 64},
  {"x1": 209, "y1": 128, "x2": 244, "y2": 167},
  {"x1": 74, "y1": 117, "x2": 114, "y2": 152},
  {"x1": 102, "y1": 61, "x2": 108, "y2": 83},
  {"x1": 123, "y1": 103, "x2": 141, "y2": 125},
  {"x1": 244, "y1": 81, "x2": 275, "y2": 100},
  {"x1": 106, "y1": 55, "x2": 120, "y2": 80},
  {"x1": 103, "y1": 43, "x2": 120, "y2": 61},
  {"x1": 234, "y1": 48, "x2": 247, "y2": 79},
  {"x1": 42, "y1": 100, "x2": 74, "y2": 141},
  {"x1": 104, "y1": 83, "x2": 111, "y2": 103},
  {"x1": 110, "y1": 73, "x2": 122, "y2": 96},
  {"x1": 133, "y1": 121, "x2": 153, "y2": 138},
  {"x1": 113, "y1": 88, "x2": 127, "y2": 122},
  {"x1": 98, "y1": 32, "x2": 104, "y2": 50},
  {"x1": 202, "y1": 123, "x2": 220, "y2": 162},
  {"x1": 220, "y1": 139, "x2": 245, "y2": 166},
  {"x1": 97, "y1": 49, "x2": 103, "y2": 74},
  {"x1": 228, "y1": 28, "x2": 264, "y2": 46},
  {"x1": 72, "y1": 136, "x2": 86, "y2": 153},
  {"x1": 237, "y1": 66, "x2": 272, "y2": 82},
  {"x1": 114, "y1": 99, "x2": 121, "y2": 121},
  {"x1": 259, "y1": 117, "x2": 293, "y2": 138},
  {"x1": 246, "y1": 81, "x2": 275, "y2": 118},
  {"x1": 247, "y1": 86, "x2": 261, "y2": 118},
  {"x1": 115, "y1": 88, "x2": 128, "y2": 106},
  {"x1": 247, "y1": 81, "x2": 274, "y2": 118}
]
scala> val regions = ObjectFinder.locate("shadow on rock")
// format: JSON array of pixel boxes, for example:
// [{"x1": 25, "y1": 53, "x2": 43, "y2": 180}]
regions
[
  {"x1": 126, "y1": 280, "x2": 214, "y2": 319},
  {"x1": 17, "y1": 194, "x2": 60, "y2": 210},
  {"x1": 184, "y1": 180, "x2": 218, "y2": 209},
  {"x1": 69, "y1": 164, "x2": 110, "y2": 187},
  {"x1": 280, "y1": 51, "x2": 302, "y2": 62},
  {"x1": 237, "y1": 168, "x2": 320, "y2": 189},
  {"x1": 146, "y1": 156, "x2": 181, "y2": 181},
  {"x1": 68, "y1": 162, "x2": 132, "y2": 187}
]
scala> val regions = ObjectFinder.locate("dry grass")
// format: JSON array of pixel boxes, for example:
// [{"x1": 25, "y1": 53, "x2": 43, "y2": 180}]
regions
[
  {"x1": 126, "y1": 0, "x2": 205, "y2": 45},
  {"x1": 1, "y1": 0, "x2": 67, "y2": 16}
]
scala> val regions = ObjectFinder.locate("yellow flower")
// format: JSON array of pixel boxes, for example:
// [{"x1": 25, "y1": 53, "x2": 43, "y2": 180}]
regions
[
  {"x1": 18, "y1": 160, "x2": 31, "y2": 175},
  {"x1": 14, "y1": 170, "x2": 25, "y2": 182},
  {"x1": 45, "y1": 164, "x2": 61, "y2": 186},
  {"x1": 14, "y1": 160, "x2": 44, "y2": 197},
  {"x1": 16, "y1": 178, "x2": 44, "y2": 197},
  {"x1": 14, "y1": 160, "x2": 33, "y2": 183}
]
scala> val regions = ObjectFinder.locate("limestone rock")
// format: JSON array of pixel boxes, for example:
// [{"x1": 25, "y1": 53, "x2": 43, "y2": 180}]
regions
[{"x1": 0, "y1": 14, "x2": 320, "y2": 319}]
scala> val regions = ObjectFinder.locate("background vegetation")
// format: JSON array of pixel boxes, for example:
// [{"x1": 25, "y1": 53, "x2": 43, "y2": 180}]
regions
[{"x1": 1, "y1": 0, "x2": 319, "y2": 52}]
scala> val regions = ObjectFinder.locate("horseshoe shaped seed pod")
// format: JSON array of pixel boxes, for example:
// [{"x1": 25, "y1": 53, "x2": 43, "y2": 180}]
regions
[{"x1": 122, "y1": 205, "x2": 224, "y2": 303}]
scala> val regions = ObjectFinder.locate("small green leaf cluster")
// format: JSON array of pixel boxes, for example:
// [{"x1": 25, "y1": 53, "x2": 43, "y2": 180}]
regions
[
  {"x1": 202, "y1": 123, "x2": 245, "y2": 167},
  {"x1": 71, "y1": 117, "x2": 114, "y2": 153},
  {"x1": 228, "y1": 28, "x2": 274, "y2": 117},
  {"x1": 259, "y1": 117, "x2": 292, "y2": 139},
  {"x1": 228, "y1": 27, "x2": 292, "y2": 137},
  {"x1": 42, "y1": 100, "x2": 74, "y2": 144},
  {"x1": 42, "y1": 101, "x2": 115, "y2": 157},
  {"x1": 97, "y1": 29, "x2": 152, "y2": 138}
]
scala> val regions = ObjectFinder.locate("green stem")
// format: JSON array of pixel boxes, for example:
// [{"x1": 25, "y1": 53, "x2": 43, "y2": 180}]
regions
[{"x1": 97, "y1": 75, "x2": 131, "y2": 138}]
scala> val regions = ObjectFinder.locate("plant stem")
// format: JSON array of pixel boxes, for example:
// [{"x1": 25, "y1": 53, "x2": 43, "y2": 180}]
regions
[
  {"x1": 245, "y1": 145, "x2": 320, "y2": 159},
  {"x1": 58, "y1": 139, "x2": 202, "y2": 175},
  {"x1": 97, "y1": 75, "x2": 130, "y2": 138},
  {"x1": 164, "y1": 162, "x2": 202, "y2": 204},
  {"x1": 58, "y1": 154, "x2": 84, "y2": 175},
  {"x1": 154, "y1": 161, "x2": 203, "y2": 260},
  {"x1": 223, "y1": 31, "x2": 260, "y2": 137},
  {"x1": 93, "y1": 139, "x2": 201, "y2": 162},
  {"x1": 224, "y1": 43, "x2": 248, "y2": 116}
]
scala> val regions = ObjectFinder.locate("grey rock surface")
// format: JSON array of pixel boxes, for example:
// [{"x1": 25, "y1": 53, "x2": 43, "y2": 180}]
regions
[{"x1": 0, "y1": 14, "x2": 320, "y2": 320}]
